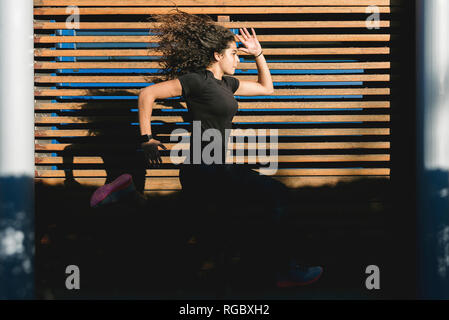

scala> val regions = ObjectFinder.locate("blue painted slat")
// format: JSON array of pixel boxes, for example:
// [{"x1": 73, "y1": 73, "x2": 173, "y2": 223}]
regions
[
  {"x1": 55, "y1": 81, "x2": 364, "y2": 88},
  {"x1": 76, "y1": 43, "x2": 154, "y2": 48},
  {"x1": 155, "y1": 108, "x2": 365, "y2": 112},
  {"x1": 76, "y1": 30, "x2": 154, "y2": 35},
  {"x1": 58, "y1": 68, "x2": 364, "y2": 74},
  {"x1": 237, "y1": 95, "x2": 365, "y2": 99},
  {"x1": 56, "y1": 95, "x2": 365, "y2": 100},
  {"x1": 130, "y1": 121, "x2": 366, "y2": 125}
]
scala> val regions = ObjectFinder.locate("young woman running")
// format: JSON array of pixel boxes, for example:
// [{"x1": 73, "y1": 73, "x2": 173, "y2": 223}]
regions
[{"x1": 91, "y1": 10, "x2": 323, "y2": 287}]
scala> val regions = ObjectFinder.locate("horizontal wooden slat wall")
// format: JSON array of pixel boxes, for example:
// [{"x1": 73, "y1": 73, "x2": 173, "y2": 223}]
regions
[{"x1": 34, "y1": 0, "x2": 391, "y2": 194}]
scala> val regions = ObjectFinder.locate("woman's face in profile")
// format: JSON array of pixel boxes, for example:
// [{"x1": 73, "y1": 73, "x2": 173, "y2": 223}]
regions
[{"x1": 218, "y1": 41, "x2": 240, "y2": 75}]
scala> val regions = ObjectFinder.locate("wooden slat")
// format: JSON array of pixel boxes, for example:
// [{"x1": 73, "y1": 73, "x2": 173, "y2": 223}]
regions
[
  {"x1": 35, "y1": 101, "x2": 390, "y2": 110},
  {"x1": 34, "y1": 62, "x2": 391, "y2": 70},
  {"x1": 34, "y1": 88, "x2": 390, "y2": 96},
  {"x1": 35, "y1": 154, "x2": 390, "y2": 164},
  {"x1": 35, "y1": 128, "x2": 390, "y2": 137},
  {"x1": 35, "y1": 141, "x2": 391, "y2": 151},
  {"x1": 34, "y1": 0, "x2": 391, "y2": 6},
  {"x1": 35, "y1": 34, "x2": 391, "y2": 43},
  {"x1": 34, "y1": 48, "x2": 390, "y2": 57},
  {"x1": 35, "y1": 168, "x2": 390, "y2": 178},
  {"x1": 35, "y1": 175, "x2": 390, "y2": 190},
  {"x1": 36, "y1": 169, "x2": 179, "y2": 177},
  {"x1": 274, "y1": 176, "x2": 389, "y2": 189},
  {"x1": 33, "y1": 7, "x2": 391, "y2": 15},
  {"x1": 35, "y1": 74, "x2": 390, "y2": 83},
  {"x1": 33, "y1": 21, "x2": 391, "y2": 29},
  {"x1": 35, "y1": 115, "x2": 390, "y2": 124}
]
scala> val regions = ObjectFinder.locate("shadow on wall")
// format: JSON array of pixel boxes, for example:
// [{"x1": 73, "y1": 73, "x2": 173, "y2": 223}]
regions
[{"x1": 58, "y1": 88, "x2": 187, "y2": 193}]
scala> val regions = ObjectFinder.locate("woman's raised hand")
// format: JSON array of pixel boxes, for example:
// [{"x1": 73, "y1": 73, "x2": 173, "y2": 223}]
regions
[
  {"x1": 141, "y1": 138, "x2": 167, "y2": 168},
  {"x1": 235, "y1": 27, "x2": 262, "y2": 56}
]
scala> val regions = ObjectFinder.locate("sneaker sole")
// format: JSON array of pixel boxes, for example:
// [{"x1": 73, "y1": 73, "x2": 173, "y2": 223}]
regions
[
  {"x1": 276, "y1": 268, "x2": 323, "y2": 288},
  {"x1": 90, "y1": 174, "x2": 134, "y2": 208}
]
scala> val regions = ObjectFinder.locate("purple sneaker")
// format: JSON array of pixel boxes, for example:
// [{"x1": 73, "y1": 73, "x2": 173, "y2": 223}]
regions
[
  {"x1": 276, "y1": 264, "x2": 323, "y2": 288},
  {"x1": 90, "y1": 174, "x2": 135, "y2": 208}
]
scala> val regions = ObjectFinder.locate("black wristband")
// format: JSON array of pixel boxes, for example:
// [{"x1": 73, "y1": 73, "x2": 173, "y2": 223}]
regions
[
  {"x1": 140, "y1": 134, "x2": 153, "y2": 143},
  {"x1": 254, "y1": 50, "x2": 263, "y2": 58}
]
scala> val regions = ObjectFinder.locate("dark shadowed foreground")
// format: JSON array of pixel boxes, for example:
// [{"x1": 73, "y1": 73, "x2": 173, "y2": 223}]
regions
[{"x1": 35, "y1": 178, "x2": 405, "y2": 299}]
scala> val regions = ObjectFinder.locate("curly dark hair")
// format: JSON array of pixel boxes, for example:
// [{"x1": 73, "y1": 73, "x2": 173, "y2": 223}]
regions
[{"x1": 146, "y1": 8, "x2": 236, "y2": 83}]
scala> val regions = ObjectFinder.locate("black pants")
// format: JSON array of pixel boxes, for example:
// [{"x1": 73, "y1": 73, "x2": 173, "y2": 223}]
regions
[{"x1": 179, "y1": 163, "x2": 294, "y2": 269}]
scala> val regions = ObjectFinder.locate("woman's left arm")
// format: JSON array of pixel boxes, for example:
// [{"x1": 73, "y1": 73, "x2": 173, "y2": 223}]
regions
[{"x1": 234, "y1": 27, "x2": 274, "y2": 96}]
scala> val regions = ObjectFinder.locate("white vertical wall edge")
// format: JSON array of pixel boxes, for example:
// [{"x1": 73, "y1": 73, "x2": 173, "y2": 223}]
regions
[
  {"x1": 422, "y1": 0, "x2": 449, "y2": 170},
  {"x1": 0, "y1": 0, "x2": 35, "y2": 176}
]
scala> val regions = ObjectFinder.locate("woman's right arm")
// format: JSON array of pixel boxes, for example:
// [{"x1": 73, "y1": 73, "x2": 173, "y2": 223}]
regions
[
  {"x1": 138, "y1": 79, "x2": 183, "y2": 166},
  {"x1": 138, "y1": 78, "x2": 183, "y2": 136}
]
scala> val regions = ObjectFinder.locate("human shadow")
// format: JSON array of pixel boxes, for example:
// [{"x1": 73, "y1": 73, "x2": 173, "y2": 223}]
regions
[{"x1": 58, "y1": 88, "x2": 187, "y2": 194}]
